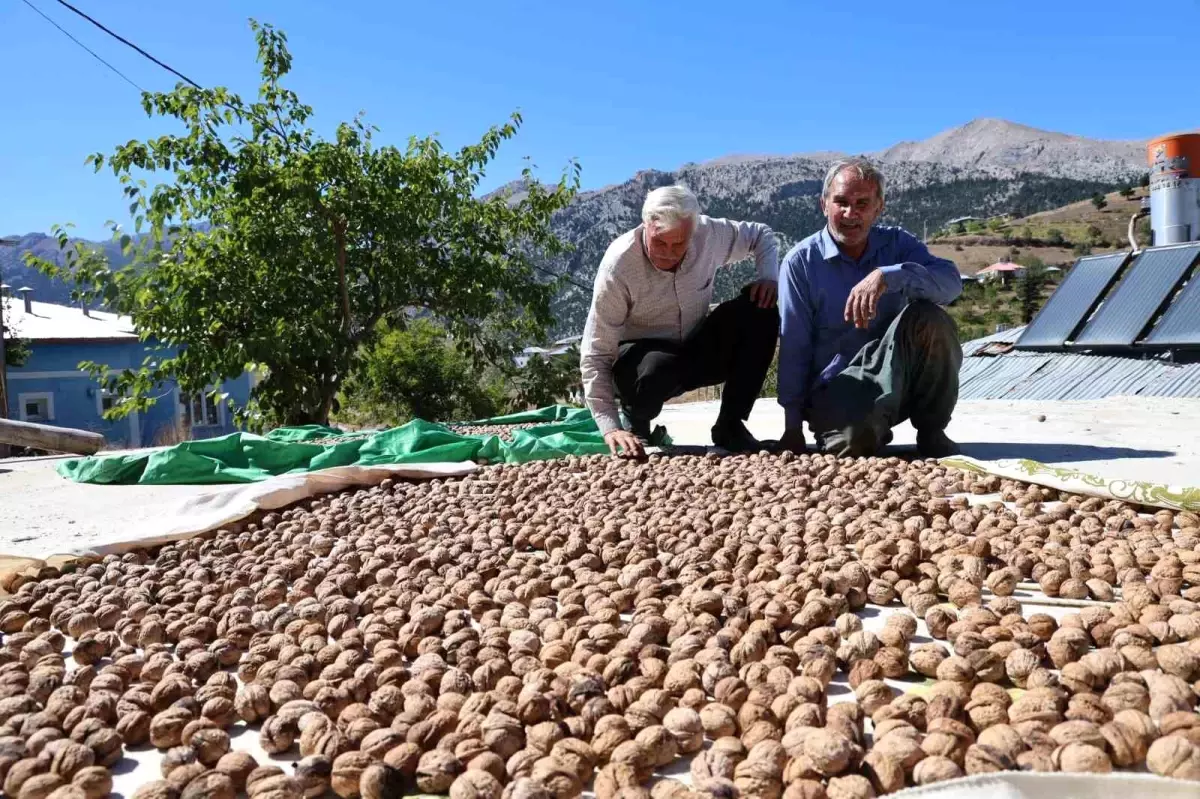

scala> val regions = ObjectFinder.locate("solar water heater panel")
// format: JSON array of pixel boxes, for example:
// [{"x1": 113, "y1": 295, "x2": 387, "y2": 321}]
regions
[
  {"x1": 1014, "y1": 252, "x2": 1129, "y2": 351},
  {"x1": 1073, "y1": 243, "x2": 1200, "y2": 349},
  {"x1": 1143, "y1": 258, "x2": 1200, "y2": 348}
]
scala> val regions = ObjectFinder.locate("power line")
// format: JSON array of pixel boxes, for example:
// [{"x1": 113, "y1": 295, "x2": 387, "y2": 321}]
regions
[
  {"x1": 32, "y1": 0, "x2": 595, "y2": 299},
  {"x1": 19, "y1": 0, "x2": 144, "y2": 92},
  {"x1": 51, "y1": 0, "x2": 202, "y2": 89},
  {"x1": 532, "y1": 263, "x2": 592, "y2": 293}
]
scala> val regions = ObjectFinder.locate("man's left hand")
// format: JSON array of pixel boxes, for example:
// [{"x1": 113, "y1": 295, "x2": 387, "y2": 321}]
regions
[
  {"x1": 844, "y1": 269, "x2": 887, "y2": 329},
  {"x1": 748, "y1": 279, "x2": 778, "y2": 308}
]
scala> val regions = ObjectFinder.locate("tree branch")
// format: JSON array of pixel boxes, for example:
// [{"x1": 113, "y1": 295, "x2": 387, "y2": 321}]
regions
[{"x1": 332, "y1": 216, "x2": 351, "y2": 338}]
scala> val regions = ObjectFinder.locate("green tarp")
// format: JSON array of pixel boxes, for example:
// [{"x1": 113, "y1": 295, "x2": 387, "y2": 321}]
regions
[{"x1": 55, "y1": 405, "x2": 634, "y2": 486}]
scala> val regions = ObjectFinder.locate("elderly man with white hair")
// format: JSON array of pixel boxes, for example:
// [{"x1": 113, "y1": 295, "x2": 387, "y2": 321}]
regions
[{"x1": 580, "y1": 185, "x2": 780, "y2": 456}]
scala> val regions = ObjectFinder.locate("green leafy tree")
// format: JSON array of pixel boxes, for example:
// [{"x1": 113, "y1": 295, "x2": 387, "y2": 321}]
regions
[
  {"x1": 1139, "y1": 172, "x2": 1151, "y2": 188},
  {"x1": 1046, "y1": 228, "x2": 1066, "y2": 246},
  {"x1": 1119, "y1": 185, "x2": 1135, "y2": 199},
  {"x1": 338, "y1": 319, "x2": 502, "y2": 426},
  {"x1": 1091, "y1": 193, "x2": 1108, "y2": 210},
  {"x1": 1018, "y1": 261, "x2": 1048, "y2": 323},
  {"x1": 511, "y1": 347, "x2": 582, "y2": 410},
  {"x1": 1073, "y1": 242, "x2": 1093, "y2": 256},
  {"x1": 28, "y1": 21, "x2": 578, "y2": 428}
]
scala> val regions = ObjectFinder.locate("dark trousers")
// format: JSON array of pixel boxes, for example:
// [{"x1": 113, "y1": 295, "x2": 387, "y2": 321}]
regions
[
  {"x1": 613, "y1": 286, "x2": 780, "y2": 427},
  {"x1": 807, "y1": 300, "x2": 961, "y2": 456}
]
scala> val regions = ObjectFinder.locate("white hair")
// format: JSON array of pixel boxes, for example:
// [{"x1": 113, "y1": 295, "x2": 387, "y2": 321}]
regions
[
  {"x1": 641, "y1": 185, "x2": 701, "y2": 230},
  {"x1": 822, "y1": 157, "x2": 886, "y2": 203}
]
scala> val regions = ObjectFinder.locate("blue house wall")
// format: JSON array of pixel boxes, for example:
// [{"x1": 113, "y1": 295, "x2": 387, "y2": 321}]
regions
[{"x1": 6, "y1": 339, "x2": 252, "y2": 450}]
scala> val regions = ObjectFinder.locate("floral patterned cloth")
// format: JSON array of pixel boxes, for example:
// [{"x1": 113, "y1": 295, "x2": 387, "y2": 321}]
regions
[{"x1": 941, "y1": 455, "x2": 1200, "y2": 513}]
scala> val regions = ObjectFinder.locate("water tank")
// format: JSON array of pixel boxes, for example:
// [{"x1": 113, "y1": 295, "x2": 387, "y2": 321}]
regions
[{"x1": 1148, "y1": 133, "x2": 1200, "y2": 245}]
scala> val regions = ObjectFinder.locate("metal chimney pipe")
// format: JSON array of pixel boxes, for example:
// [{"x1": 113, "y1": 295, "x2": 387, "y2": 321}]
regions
[{"x1": 17, "y1": 287, "x2": 31, "y2": 314}]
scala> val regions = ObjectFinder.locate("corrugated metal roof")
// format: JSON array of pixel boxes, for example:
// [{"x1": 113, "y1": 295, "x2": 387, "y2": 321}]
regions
[{"x1": 959, "y1": 325, "x2": 1200, "y2": 400}]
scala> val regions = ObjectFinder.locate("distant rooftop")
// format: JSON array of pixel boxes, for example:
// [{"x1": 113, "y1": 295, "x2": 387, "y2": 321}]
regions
[{"x1": 2, "y1": 297, "x2": 136, "y2": 342}]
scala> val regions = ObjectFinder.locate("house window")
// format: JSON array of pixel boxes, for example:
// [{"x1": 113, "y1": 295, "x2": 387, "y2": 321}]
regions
[
  {"x1": 18, "y1": 393, "x2": 55, "y2": 423},
  {"x1": 181, "y1": 387, "x2": 221, "y2": 427}
]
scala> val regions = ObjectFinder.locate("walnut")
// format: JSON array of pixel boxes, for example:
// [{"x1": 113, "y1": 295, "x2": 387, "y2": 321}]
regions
[
  {"x1": 1147, "y1": 735, "x2": 1200, "y2": 780},
  {"x1": 208, "y1": 751, "x2": 256, "y2": 794},
  {"x1": 650, "y1": 778, "x2": 694, "y2": 799},
  {"x1": 692, "y1": 747, "x2": 741, "y2": 783},
  {"x1": 1004, "y1": 649, "x2": 1039, "y2": 688},
  {"x1": 835, "y1": 614, "x2": 862, "y2": 639},
  {"x1": 825, "y1": 774, "x2": 874, "y2": 799},
  {"x1": 149, "y1": 708, "x2": 192, "y2": 749},
  {"x1": 359, "y1": 764, "x2": 406, "y2": 799},
  {"x1": 129, "y1": 781, "x2": 175, "y2": 799},
  {"x1": 161, "y1": 746, "x2": 197, "y2": 778},
  {"x1": 963, "y1": 743, "x2": 1015, "y2": 775},
  {"x1": 976, "y1": 724, "x2": 1025, "y2": 761},
  {"x1": 16, "y1": 773, "x2": 65, "y2": 799},
  {"x1": 733, "y1": 756, "x2": 783, "y2": 799},
  {"x1": 1052, "y1": 742, "x2": 1111, "y2": 773},
  {"x1": 70, "y1": 766, "x2": 112, "y2": 799},
  {"x1": 912, "y1": 755, "x2": 963, "y2": 785},
  {"x1": 782, "y1": 780, "x2": 827, "y2": 799},
  {"x1": 802, "y1": 729, "x2": 856, "y2": 777},
  {"x1": 935, "y1": 656, "x2": 974, "y2": 684},
  {"x1": 259, "y1": 716, "x2": 296, "y2": 755},
  {"x1": 181, "y1": 773, "x2": 236, "y2": 799},
  {"x1": 529, "y1": 757, "x2": 583, "y2": 799},
  {"x1": 847, "y1": 660, "x2": 881, "y2": 690},
  {"x1": 860, "y1": 750, "x2": 903, "y2": 794},
  {"x1": 47, "y1": 741, "x2": 95, "y2": 780},
  {"x1": 700, "y1": 704, "x2": 737, "y2": 740},
  {"x1": 330, "y1": 751, "x2": 375, "y2": 798},
  {"x1": 853, "y1": 680, "x2": 894, "y2": 716},
  {"x1": 185, "y1": 728, "x2": 230, "y2": 767},
  {"x1": 116, "y1": 710, "x2": 151, "y2": 746},
  {"x1": 636, "y1": 726, "x2": 679, "y2": 768}
]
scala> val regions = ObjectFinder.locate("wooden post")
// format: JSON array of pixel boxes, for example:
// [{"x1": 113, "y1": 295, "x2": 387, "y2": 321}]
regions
[{"x1": 0, "y1": 418, "x2": 106, "y2": 456}]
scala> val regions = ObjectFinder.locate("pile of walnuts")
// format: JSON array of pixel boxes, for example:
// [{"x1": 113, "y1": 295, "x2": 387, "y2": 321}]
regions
[
  {"x1": 446, "y1": 423, "x2": 540, "y2": 442},
  {"x1": 0, "y1": 449, "x2": 1197, "y2": 799}
]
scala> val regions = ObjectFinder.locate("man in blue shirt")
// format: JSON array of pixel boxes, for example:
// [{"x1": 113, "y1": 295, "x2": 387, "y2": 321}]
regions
[{"x1": 777, "y1": 157, "x2": 964, "y2": 458}]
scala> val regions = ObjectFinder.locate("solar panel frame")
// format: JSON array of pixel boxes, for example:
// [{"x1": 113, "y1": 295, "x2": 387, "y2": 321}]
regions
[
  {"x1": 1072, "y1": 243, "x2": 1200, "y2": 350},
  {"x1": 1014, "y1": 251, "x2": 1130, "y2": 352},
  {"x1": 1143, "y1": 259, "x2": 1200, "y2": 349}
]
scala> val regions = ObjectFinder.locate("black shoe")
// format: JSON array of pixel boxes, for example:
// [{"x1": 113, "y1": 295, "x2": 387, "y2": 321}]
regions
[
  {"x1": 711, "y1": 419, "x2": 763, "y2": 453},
  {"x1": 917, "y1": 429, "x2": 960, "y2": 459},
  {"x1": 629, "y1": 418, "x2": 668, "y2": 448}
]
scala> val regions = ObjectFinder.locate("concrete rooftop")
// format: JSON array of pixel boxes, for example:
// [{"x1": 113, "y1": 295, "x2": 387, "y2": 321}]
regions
[{"x1": 1, "y1": 395, "x2": 1198, "y2": 559}]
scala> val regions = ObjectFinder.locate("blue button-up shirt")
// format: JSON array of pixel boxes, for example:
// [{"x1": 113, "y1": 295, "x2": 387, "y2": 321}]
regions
[{"x1": 777, "y1": 224, "x2": 962, "y2": 430}]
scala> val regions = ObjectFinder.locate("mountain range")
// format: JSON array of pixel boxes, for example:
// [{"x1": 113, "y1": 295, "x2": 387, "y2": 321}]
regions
[{"x1": 1, "y1": 118, "x2": 1149, "y2": 338}]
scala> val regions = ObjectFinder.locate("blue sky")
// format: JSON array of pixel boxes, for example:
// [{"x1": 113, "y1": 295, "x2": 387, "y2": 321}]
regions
[{"x1": 2, "y1": 0, "x2": 1197, "y2": 239}]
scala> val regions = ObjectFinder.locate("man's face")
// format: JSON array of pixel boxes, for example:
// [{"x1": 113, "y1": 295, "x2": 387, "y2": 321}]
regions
[
  {"x1": 821, "y1": 170, "x2": 883, "y2": 253},
  {"x1": 644, "y1": 219, "x2": 692, "y2": 271}
]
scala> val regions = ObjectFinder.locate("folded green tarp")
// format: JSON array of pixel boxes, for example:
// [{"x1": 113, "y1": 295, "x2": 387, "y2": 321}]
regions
[
  {"x1": 457, "y1": 404, "x2": 593, "y2": 426},
  {"x1": 55, "y1": 406, "x2": 624, "y2": 486}
]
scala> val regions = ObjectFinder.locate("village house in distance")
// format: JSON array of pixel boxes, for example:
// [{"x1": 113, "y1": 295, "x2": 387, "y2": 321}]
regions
[{"x1": 2, "y1": 287, "x2": 251, "y2": 449}]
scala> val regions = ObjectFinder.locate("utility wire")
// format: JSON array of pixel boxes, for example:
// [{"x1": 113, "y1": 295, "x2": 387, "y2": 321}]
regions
[
  {"x1": 34, "y1": 0, "x2": 594, "y2": 297},
  {"x1": 532, "y1": 263, "x2": 592, "y2": 293},
  {"x1": 51, "y1": 0, "x2": 202, "y2": 89},
  {"x1": 19, "y1": 0, "x2": 144, "y2": 92}
]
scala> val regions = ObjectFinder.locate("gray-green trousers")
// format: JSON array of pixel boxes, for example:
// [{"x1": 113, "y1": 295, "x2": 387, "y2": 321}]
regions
[{"x1": 806, "y1": 300, "x2": 962, "y2": 456}]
